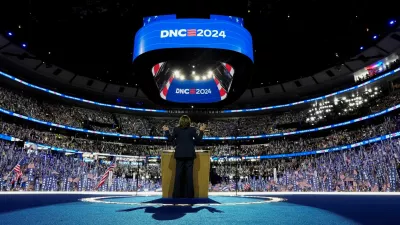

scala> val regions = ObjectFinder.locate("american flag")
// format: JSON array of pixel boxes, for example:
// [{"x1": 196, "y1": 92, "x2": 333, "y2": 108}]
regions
[
  {"x1": 230, "y1": 182, "x2": 236, "y2": 190},
  {"x1": 12, "y1": 163, "x2": 23, "y2": 184},
  {"x1": 96, "y1": 164, "x2": 116, "y2": 190},
  {"x1": 187, "y1": 29, "x2": 196, "y2": 36},
  {"x1": 244, "y1": 183, "x2": 251, "y2": 191}
]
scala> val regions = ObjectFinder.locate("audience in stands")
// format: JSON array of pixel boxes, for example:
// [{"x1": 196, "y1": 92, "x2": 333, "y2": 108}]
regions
[
  {"x1": 1, "y1": 137, "x2": 399, "y2": 192},
  {"x1": 1, "y1": 84, "x2": 400, "y2": 137},
  {"x1": 0, "y1": 115, "x2": 398, "y2": 157}
]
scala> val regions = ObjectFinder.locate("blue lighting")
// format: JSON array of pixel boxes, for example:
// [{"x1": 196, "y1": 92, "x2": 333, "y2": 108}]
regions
[
  {"x1": 22, "y1": 43, "x2": 27, "y2": 48},
  {"x1": 2, "y1": 130, "x2": 400, "y2": 160},
  {"x1": 7, "y1": 32, "x2": 12, "y2": 36},
  {"x1": 116, "y1": 98, "x2": 121, "y2": 103},
  {"x1": 390, "y1": 20, "x2": 396, "y2": 25},
  {"x1": 1, "y1": 66, "x2": 400, "y2": 114},
  {"x1": 373, "y1": 35, "x2": 377, "y2": 39},
  {"x1": 360, "y1": 46, "x2": 364, "y2": 50},
  {"x1": 0, "y1": 99, "x2": 400, "y2": 141}
]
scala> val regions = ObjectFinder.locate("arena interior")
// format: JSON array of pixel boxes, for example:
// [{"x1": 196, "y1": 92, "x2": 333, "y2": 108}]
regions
[{"x1": 1, "y1": 1, "x2": 400, "y2": 224}]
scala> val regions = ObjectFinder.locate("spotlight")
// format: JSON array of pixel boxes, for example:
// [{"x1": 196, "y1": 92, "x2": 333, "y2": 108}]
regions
[
  {"x1": 207, "y1": 70, "x2": 213, "y2": 79},
  {"x1": 22, "y1": 43, "x2": 27, "y2": 48},
  {"x1": 7, "y1": 32, "x2": 12, "y2": 36},
  {"x1": 360, "y1": 46, "x2": 364, "y2": 50},
  {"x1": 390, "y1": 20, "x2": 396, "y2": 25},
  {"x1": 180, "y1": 75, "x2": 185, "y2": 80},
  {"x1": 202, "y1": 76, "x2": 207, "y2": 80},
  {"x1": 373, "y1": 35, "x2": 377, "y2": 40},
  {"x1": 195, "y1": 76, "x2": 200, "y2": 80},
  {"x1": 192, "y1": 71, "x2": 195, "y2": 75}
]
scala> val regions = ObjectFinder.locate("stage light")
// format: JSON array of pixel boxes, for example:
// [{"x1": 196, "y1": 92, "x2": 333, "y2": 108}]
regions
[
  {"x1": 7, "y1": 32, "x2": 12, "y2": 36},
  {"x1": 192, "y1": 65, "x2": 195, "y2": 68},
  {"x1": 22, "y1": 43, "x2": 27, "y2": 48},
  {"x1": 202, "y1": 76, "x2": 207, "y2": 80},
  {"x1": 173, "y1": 70, "x2": 180, "y2": 75},
  {"x1": 360, "y1": 46, "x2": 364, "y2": 50},
  {"x1": 180, "y1": 75, "x2": 185, "y2": 80},
  {"x1": 207, "y1": 71, "x2": 213, "y2": 78},
  {"x1": 195, "y1": 76, "x2": 200, "y2": 80},
  {"x1": 390, "y1": 20, "x2": 396, "y2": 25},
  {"x1": 192, "y1": 71, "x2": 195, "y2": 74},
  {"x1": 373, "y1": 35, "x2": 377, "y2": 40}
]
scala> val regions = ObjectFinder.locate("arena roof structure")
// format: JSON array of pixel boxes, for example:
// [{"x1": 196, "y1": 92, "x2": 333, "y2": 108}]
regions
[{"x1": 0, "y1": 0, "x2": 399, "y2": 109}]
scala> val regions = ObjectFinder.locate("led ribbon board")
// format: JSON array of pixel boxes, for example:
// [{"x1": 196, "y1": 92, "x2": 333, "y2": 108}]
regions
[{"x1": 133, "y1": 14, "x2": 254, "y2": 104}]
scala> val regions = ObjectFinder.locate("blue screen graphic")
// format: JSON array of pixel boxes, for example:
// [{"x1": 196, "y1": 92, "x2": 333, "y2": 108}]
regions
[
  {"x1": 133, "y1": 15, "x2": 253, "y2": 62},
  {"x1": 166, "y1": 79, "x2": 221, "y2": 103}
]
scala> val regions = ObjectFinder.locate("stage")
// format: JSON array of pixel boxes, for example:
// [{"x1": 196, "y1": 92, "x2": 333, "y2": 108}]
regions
[{"x1": 1, "y1": 192, "x2": 399, "y2": 224}]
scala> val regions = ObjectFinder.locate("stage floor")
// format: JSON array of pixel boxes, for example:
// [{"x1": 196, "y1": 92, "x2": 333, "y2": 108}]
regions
[{"x1": 1, "y1": 192, "x2": 399, "y2": 225}]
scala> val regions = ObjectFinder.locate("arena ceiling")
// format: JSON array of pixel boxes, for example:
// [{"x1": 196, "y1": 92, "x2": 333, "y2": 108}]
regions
[{"x1": 0, "y1": 0, "x2": 398, "y2": 89}]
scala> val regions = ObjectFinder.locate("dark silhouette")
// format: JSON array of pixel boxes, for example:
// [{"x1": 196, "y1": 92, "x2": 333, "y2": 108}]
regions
[
  {"x1": 117, "y1": 206, "x2": 223, "y2": 220},
  {"x1": 163, "y1": 115, "x2": 205, "y2": 198}
]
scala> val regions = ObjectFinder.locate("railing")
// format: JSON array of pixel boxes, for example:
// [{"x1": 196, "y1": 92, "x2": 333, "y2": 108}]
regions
[
  {"x1": 1, "y1": 130, "x2": 399, "y2": 161},
  {"x1": 0, "y1": 67, "x2": 399, "y2": 114}
]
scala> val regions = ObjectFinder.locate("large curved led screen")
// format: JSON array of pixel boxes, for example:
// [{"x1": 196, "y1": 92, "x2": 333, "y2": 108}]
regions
[
  {"x1": 134, "y1": 15, "x2": 253, "y2": 61},
  {"x1": 132, "y1": 14, "x2": 253, "y2": 104},
  {"x1": 152, "y1": 61, "x2": 234, "y2": 103}
]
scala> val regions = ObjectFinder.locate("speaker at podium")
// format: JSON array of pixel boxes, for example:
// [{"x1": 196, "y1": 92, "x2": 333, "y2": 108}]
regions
[{"x1": 161, "y1": 150, "x2": 210, "y2": 198}]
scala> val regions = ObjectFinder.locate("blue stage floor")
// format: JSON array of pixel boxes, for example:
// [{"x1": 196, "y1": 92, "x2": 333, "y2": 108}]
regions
[{"x1": 0, "y1": 193, "x2": 399, "y2": 225}]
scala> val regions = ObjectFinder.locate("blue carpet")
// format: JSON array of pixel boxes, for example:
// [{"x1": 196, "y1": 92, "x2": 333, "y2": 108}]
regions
[{"x1": 0, "y1": 194, "x2": 399, "y2": 225}]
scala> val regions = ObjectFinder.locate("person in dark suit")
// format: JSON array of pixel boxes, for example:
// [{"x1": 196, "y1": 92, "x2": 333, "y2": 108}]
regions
[{"x1": 163, "y1": 115, "x2": 206, "y2": 198}]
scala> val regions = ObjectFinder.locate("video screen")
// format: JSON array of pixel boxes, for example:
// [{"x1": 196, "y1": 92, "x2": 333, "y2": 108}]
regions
[{"x1": 151, "y1": 61, "x2": 234, "y2": 103}]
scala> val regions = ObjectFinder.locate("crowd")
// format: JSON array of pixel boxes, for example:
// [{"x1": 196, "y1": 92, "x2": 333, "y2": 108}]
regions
[
  {"x1": 1, "y1": 136, "x2": 400, "y2": 192},
  {"x1": 0, "y1": 121, "x2": 166, "y2": 156},
  {"x1": 0, "y1": 140, "x2": 161, "y2": 192},
  {"x1": 0, "y1": 113, "x2": 399, "y2": 158},
  {"x1": 211, "y1": 138, "x2": 400, "y2": 192},
  {"x1": 1, "y1": 83, "x2": 400, "y2": 137}
]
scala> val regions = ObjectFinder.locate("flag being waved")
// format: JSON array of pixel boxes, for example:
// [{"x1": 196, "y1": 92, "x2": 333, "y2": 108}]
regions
[
  {"x1": 96, "y1": 164, "x2": 116, "y2": 190},
  {"x1": 11, "y1": 163, "x2": 23, "y2": 184}
]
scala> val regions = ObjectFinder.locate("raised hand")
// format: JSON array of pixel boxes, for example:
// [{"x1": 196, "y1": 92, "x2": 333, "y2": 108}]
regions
[
  {"x1": 199, "y1": 123, "x2": 206, "y2": 131},
  {"x1": 162, "y1": 125, "x2": 169, "y2": 131}
]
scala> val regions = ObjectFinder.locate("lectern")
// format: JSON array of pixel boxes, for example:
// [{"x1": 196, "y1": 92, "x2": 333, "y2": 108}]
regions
[{"x1": 161, "y1": 150, "x2": 210, "y2": 198}]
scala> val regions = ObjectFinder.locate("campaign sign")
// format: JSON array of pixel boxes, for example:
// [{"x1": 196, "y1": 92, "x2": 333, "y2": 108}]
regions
[{"x1": 133, "y1": 15, "x2": 253, "y2": 62}]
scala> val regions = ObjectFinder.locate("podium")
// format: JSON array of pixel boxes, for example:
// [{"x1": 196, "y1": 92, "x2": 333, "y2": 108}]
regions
[{"x1": 161, "y1": 150, "x2": 210, "y2": 198}]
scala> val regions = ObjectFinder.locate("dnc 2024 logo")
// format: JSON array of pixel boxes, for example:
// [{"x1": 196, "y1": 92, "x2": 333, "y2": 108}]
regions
[
  {"x1": 175, "y1": 88, "x2": 212, "y2": 95},
  {"x1": 160, "y1": 29, "x2": 226, "y2": 38}
]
